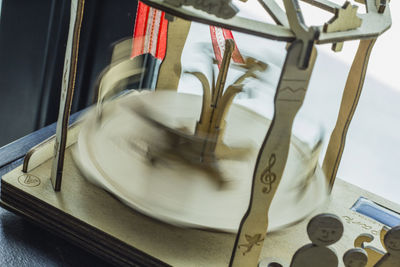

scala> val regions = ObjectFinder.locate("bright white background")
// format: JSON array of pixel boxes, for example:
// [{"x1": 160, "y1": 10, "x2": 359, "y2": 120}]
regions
[
  {"x1": 237, "y1": 0, "x2": 400, "y2": 204},
  {"x1": 180, "y1": 0, "x2": 400, "y2": 205},
  {"x1": 234, "y1": 0, "x2": 400, "y2": 91}
]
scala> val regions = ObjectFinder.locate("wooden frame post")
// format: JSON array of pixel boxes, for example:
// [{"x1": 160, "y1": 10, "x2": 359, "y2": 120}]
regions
[{"x1": 50, "y1": 0, "x2": 85, "y2": 191}]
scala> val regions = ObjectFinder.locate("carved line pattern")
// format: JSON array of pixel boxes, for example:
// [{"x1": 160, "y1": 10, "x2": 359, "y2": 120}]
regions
[
  {"x1": 277, "y1": 98, "x2": 302, "y2": 102},
  {"x1": 343, "y1": 216, "x2": 379, "y2": 235},
  {"x1": 279, "y1": 86, "x2": 306, "y2": 93},
  {"x1": 260, "y1": 153, "x2": 276, "y2": 194},
  {"x1": 277, "y1": 87, "x2": 306, "y2": 102},
  {"x1": 282, "y1": 78, "x2": 307, "y2": 82},
  {"x1": 237, "y1": 233, "x2": 264, "y2": 256}
]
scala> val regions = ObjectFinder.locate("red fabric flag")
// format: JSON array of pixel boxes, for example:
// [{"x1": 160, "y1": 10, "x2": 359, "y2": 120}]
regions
[
  {"x1": 131, "y1": 2, "x2": 244, "y2": 67},
  {"x1": 131, "y1": 1, "x2": 168, "y2": 60},
  {"x1": 210, "y1": 26, "x2": 245, "y2": 68}
]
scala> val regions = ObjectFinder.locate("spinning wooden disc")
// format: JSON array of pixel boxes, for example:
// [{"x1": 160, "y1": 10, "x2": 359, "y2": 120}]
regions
[{"x1": 73, "y1": 90, "x2": 328, "y2": 232}]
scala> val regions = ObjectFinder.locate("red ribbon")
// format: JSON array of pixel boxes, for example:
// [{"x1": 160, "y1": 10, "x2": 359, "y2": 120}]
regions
[
  {"x1": 131, "y1": 2, "x2": 244, "y2": 67},
  {"x1": 131, "y1": 1, "x2": 168, "y2": 60},
  {"x1": 210, "y1": 26, "x2": 245, "y2": 68}
]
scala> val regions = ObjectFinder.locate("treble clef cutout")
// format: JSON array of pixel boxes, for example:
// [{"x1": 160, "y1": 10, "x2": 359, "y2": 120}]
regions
[{"x1": 260, "y1": 153, "x2": 277, "y2": 194}]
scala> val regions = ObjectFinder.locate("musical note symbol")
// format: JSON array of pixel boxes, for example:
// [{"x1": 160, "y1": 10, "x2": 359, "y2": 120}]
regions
[{"x1": 261, "y1": 153, "x2": 277, "y2": 194}]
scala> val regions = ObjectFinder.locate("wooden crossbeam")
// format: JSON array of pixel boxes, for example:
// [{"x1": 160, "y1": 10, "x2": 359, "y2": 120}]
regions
[{"x1": 257, "y1": 0, "x2": 290, "y2": 27}]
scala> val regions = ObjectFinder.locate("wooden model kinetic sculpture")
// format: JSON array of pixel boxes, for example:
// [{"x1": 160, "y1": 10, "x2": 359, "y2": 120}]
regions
[
  {"x1": 0, "y1": 0, "x2": 396, "y2": 266},
  {"x1": 129, "y1": 39, "x2": 268, "y2": 187}
]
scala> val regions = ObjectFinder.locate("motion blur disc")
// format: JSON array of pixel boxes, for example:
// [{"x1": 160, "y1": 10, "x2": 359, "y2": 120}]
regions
[{"x1": 73, "y1": 91, "x2": 328, "y2": 232}]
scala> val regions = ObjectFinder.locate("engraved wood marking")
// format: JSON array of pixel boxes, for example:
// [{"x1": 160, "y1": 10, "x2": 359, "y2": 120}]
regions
[
  {"x1": 237, "y1": 234, "x2": 265, "y2": 255},
  {"x1": 280, "y1": 87, "x2": 306, "y2": 93},
  {"x1": 277, "y1": 87, "x2": 306, "y2": 102},
  {"x1": 230, "y1": 39, "x2": 318, "y2": 267},
  {"x1": 18, "y1": 174, "x2": 41, "y2": 187},
  {"x1": 260, "y1": 153, "x2": 276, "y2": 194},
  {"x1": 343, "y1": 216, "x2": 379, "y2": 235},
  {"x1": 282, "y1": 78, "x2": 307, "y2": 82}
]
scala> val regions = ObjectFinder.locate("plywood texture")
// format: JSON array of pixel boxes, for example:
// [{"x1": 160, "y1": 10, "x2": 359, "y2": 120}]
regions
[
  {"x1": 140, "y1": 0, "x2": 391, "y2": 44},
  {"x1": 1, "y1": 149, "x2": 400, "y2": 266},
  {"x1": 156, "y1": 17, "x2": 191, "y2": 91}
]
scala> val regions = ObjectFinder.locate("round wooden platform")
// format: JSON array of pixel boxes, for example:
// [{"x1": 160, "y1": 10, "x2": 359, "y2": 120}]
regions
[{"x1": 74, "y1": 91, "x2": 328, "y2": 232}]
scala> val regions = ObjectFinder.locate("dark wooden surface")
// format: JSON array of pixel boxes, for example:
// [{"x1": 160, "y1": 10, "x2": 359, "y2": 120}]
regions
[{"x1": 0, "y1": 111, "x2": 114, "y2": 266}]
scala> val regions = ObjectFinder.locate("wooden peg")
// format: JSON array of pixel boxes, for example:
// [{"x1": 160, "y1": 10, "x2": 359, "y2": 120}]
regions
[
  {"x1": 290, "y1": 213, "x2": 344, "y2": 267},
  {"x1": 343, "y1": 248, "x2": 369, "y2": 267},
  {"x1": 332, "y1": 42, "x2": 344, "y2": 52},
  {"x1": 374, "y1": 226, "x2": 400, "y2": 267}
]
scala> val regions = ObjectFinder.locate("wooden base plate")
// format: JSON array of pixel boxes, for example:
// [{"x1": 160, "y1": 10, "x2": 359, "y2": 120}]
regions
[{"x1": 2, "y1": 147, "x2": 400, "y2": 266}]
